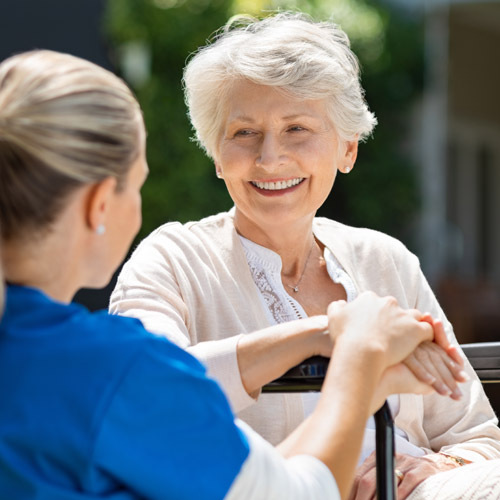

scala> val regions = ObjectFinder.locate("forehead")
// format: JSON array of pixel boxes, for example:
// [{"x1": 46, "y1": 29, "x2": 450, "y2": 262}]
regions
[{"x1": 223, "y1": 80, "x2": 328, "y2": 122}]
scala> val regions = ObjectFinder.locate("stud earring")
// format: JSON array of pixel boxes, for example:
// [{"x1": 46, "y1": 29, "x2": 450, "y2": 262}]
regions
[
  {"x1": 96, "y1": 224, "x2": 106, "y2": 235},
  {"x1": 344, "y1": 166, "x2": 351, "y2": 174},
  {"x1": 216, "y1": 171, "x2": 223, "y2": 179}
]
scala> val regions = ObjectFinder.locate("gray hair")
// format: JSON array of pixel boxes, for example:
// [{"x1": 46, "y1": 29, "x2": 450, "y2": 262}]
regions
[
  {"x1": 183, "y1": 11, "x2": 377, "y2": 160},
  {"x1": 0, "y1": 50, "x2": 143, "y2": 240}
]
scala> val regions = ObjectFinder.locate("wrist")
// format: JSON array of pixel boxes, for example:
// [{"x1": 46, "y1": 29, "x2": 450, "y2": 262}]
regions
[{"x1": 330, "y1": 336, "x2": 386, "y2": 385}]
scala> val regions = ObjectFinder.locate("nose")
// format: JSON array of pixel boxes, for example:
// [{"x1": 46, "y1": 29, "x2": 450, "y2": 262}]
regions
[{"x1": 255, "y1": 133, "x2": 287, "y2": 170}]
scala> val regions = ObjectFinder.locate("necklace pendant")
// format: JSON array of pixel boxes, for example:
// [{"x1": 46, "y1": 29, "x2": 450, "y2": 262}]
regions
[{"x1": 293, "y1": 286, "x2": 299, "y2": 293}]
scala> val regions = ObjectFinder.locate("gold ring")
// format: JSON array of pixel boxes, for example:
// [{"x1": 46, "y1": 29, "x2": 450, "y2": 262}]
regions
[{"x1": 395, "y1": 469, "x2": 405, "y2": 485}]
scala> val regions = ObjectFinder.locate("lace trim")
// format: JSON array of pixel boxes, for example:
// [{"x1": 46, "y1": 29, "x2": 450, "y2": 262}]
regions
[
  {"x1": 245, "y1": 258, "x2": 301, "y2": 323},
  {"x1": 239, "y1": 235, "x2": 356, "y2": 324}
]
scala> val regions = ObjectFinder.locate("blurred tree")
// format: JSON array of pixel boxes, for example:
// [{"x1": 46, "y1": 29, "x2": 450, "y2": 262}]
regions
[
  {"x1": 105, "y1": 0, "x2": 234, "y2": 242},
  {"x1": 104, "y1": 0, "x2": 423, "y2": 247}
]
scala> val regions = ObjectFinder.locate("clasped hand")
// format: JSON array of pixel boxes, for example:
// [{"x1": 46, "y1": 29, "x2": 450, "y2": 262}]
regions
[
  {"x1": 325, "y1": 292, "x2": 469, "y2": 500},
  {"x1": 326, "y1": 292, "x2": 467, "y2": 409}
]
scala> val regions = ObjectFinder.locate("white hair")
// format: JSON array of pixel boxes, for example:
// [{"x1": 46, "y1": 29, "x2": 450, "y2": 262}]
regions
[{"x1": 183, "y1": 11, "x2": 377, "y2": 159}]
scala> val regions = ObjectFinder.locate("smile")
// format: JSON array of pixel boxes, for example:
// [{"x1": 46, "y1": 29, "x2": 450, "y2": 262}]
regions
[{"x1": 251, "y1": 178, "x2": 304, "y2": 191}]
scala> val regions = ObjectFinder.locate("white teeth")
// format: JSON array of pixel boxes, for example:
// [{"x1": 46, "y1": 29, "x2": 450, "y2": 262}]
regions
[{"x1": 252, "y1": 178, "x2": 303, "y2": 191}]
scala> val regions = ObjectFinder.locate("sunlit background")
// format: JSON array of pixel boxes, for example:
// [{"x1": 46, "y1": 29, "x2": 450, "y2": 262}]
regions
[{"x1": 1, "y1": 0, "x2": 499, "y2": 345}]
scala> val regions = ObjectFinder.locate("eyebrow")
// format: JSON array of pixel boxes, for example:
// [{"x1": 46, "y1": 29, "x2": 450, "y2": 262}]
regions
[{"x1": 229, "y1": 113, "x2": 319, "y2": 122}]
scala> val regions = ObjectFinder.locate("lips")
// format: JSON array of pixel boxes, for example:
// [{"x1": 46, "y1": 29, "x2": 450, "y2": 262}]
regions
[{"x1": 251, "y1": 178, "x2": 305, "y2": 191}]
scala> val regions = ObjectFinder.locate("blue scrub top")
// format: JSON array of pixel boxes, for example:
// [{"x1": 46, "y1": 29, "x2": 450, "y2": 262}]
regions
[{"x1": 0, "y1": 285, "x2": 249, "y2": 499}]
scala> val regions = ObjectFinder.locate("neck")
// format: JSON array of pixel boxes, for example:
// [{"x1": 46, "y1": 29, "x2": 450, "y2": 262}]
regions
[
  {"x1": 2, "y1": 190, "x2": 92, "y2": 303},
  {"x1": 3, "y1": 232, "x2": 82, "y2": 303},
  {"x1": 233, "y1": 208, "x2": 317, "y2": 279}
]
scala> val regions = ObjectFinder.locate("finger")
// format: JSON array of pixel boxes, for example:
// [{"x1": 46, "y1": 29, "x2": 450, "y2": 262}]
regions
[
  {"x1": 418, "y1": 341, "x2": 469, "y2": 387},
  {"x1": 353, "y1": 466, "x2": 377, "y2": 500},
  {"x1": 407, "y1": 308, "x2": 426, "y2": 321},
  {"x1": 348, "y1": 453, "x2": 376, "y2": 500},
  {"x1": 419, "y1": 314, "x2": 437, "y2": 346},
  {"x1": 446, "y1": 344, "x2": 465, "y2": 366},
  {"x1": 423, "y1": 345, "x2": 461, "y2": 398},
  {"x1": 403, "y1": 355, "x2": 437, "y2": 386},
  {"x1": 381, "y1": 364, "x2": 434, "y2": 399},
  {"x1": 429, "y1": 318, "x2": 449, "y2": 348},
  {"x1": 327, "y1": 299, "x2": 347, "y2": 316},
  {"x1": 408, "y1": 310, "x2": 434, "y2": 342},
  {"x1": 427, "y1": 343, "x2": 469, "y2": 383},
  {"x1": 431, "y1": 320, "x2": 464, "y2": 365},
  {"x1": 397, "y1": 468, "x2": 428, "y2": 500},
  {"x1": 425, "y1": 344, "x2": 465, "y2": 399},
  {"x1": 413, "y1": 343, "x2": 458, "y2": 397},
  {"x1": 414, "y1": 318, "x2": 466, "y2": 375}
]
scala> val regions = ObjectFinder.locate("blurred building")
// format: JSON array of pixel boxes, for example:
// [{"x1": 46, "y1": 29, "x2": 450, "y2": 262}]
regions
[
  {"x1": 395, "y1": 0, "x2": 500, "y2": 343},
  {"x1": 0, "y1": 0, "x2": 110, "y2": 68}
]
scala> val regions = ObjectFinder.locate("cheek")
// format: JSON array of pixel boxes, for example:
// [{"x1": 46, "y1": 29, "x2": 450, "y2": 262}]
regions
[
  {"x1": 116, "y1": 193, "x2": 142, "y2": 242},
  {"x1": 219, "y1": 143, "x2": 254, "y2": 171},
  {"x1": 130, "y1": 194, "x2": 142, "y2": 234}
]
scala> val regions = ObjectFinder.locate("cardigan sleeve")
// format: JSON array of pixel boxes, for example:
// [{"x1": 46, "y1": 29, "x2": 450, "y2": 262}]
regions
[
  {"x1": 109, "y1": 225, "x2": 257, "y2": 413},
  {"x1": 393, "y1": 246, "x2": 500, "y2": 462},
  {"x1": 109, "y1": 231, "x2": 193, "y2": 349}
]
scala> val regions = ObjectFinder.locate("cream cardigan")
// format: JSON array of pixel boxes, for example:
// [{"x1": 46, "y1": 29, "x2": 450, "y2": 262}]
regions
[{"x1": 110, "y1": 211, "x2": 500, "y2": 461}]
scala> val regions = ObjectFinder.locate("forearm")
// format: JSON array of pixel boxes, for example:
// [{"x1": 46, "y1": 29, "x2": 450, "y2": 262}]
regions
[
  {"x1": 236, "y1": 315, "x2": 330, "y2": 396},
  {"x1": 277, "y1": 338, "x2": 385, "y2": 499},
  {"x1": 226, "y1": 420, "x2": 339, "y2": 500}
]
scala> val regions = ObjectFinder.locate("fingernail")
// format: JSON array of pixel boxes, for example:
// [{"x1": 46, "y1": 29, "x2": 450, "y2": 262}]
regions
[
  {"x1": 458, "y1": 370, "x2": 470, "y2": 382},
  {"x1": 452, "y1": 387, "x2": 463, "y2": 398},
  {"x1": 437, "y1": 383, "x2": 452, "y2": 396}
]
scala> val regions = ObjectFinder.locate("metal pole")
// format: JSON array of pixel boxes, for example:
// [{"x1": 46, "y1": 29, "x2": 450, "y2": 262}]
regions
[{"x1": 375, "y1": 401, "x2": 396, "y2": 500}]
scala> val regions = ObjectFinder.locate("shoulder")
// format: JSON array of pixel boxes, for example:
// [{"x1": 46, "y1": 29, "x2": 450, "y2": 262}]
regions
[
  {"x1": 84, "y1": 310, "x2": 204, "y2": 370},
  {"x1": 128, "y1": 211, "x2": 235, "y2": 261},
  {"x1": 120, "y1": 211, "x2": 243, "y2": 281},
  {"x1": 147, "y1": 210, "x2": 234, "y2": 242},
  {"x1": 314, "y1": 217, "x2": 411, "y2": 256}
]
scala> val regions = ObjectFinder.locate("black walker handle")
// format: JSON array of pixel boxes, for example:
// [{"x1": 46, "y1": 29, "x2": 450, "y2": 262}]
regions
[
  {"x1": 262, "y1": 356, "x2": 396, "y2": 500},
  {"x1": 375, "y1": 400, "x2": 396, "y2": 500}
]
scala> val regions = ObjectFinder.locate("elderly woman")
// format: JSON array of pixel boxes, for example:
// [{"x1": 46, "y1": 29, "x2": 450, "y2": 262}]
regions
[
  {"x1": 109, "y1": 12, "x2": 500, "y2": 500},
  {"x1": 0, "y1": 48, "x2": 451, "y2": 500}
]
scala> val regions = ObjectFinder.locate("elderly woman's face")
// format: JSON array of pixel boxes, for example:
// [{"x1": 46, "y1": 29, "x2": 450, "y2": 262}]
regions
[{"x1": 216, "y1": 80, "x2": 357, "y2": 236}]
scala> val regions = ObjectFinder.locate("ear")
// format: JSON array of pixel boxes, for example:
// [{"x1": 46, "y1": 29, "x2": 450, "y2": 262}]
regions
[
  {"x1": 214, "y1": 161, "x2": 224, "y2": 179},
  {"x1": 341, "y1": 137, "x2": 359, "y2": 174},
  {"x1": 85, "y1": 177, "x2": 118, "y2": 233}
]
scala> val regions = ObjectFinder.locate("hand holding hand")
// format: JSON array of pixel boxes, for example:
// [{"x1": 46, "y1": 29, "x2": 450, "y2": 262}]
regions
[
  {"x1": 327, "y1": 292, "x2": 434, "y2": 369},
  {"x1": 402, "y1": 316, "x2": 468, "y2": 400}
]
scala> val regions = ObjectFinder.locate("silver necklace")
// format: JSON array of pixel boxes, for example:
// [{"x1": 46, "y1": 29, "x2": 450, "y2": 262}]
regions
[{"x1": 284, "y1": 241, "x2": 315, "y2": 293}]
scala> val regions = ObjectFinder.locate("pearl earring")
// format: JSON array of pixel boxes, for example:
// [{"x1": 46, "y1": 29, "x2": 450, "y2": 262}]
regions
[
  {"x1": 96, "y1": 224, "x2": 106, "y2": 235},
  {"x1": 344, "y1": 166, "x2": 351, "y2": 174},
  {"x1": 216, "y1": 171, "x2": 223, "y2": 179}
]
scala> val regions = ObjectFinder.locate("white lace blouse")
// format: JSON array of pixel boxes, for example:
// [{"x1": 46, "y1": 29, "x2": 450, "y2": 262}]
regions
[{"x1": 239, "y1": 235, "x2": 425, "y2": 464}]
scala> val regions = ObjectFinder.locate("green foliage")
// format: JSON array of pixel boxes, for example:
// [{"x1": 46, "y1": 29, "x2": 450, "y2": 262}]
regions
[
  {"x1": 104, "y1": 0, "x2": 424, "y2": 247},
  {"x1": 319, "y1": 1, "x2": 425, "y2": 249},
  {"x1": 104, "y1": 0, "x2": 233, "y2": 242}
]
